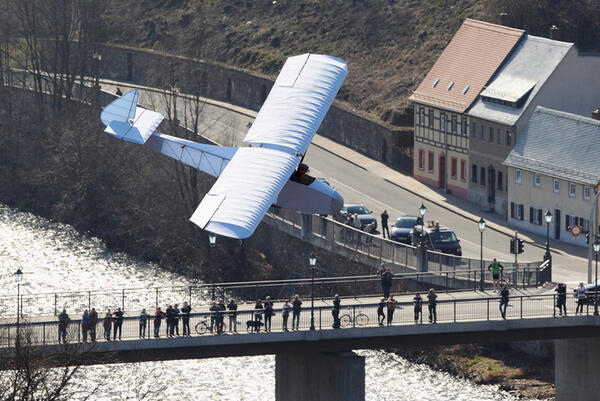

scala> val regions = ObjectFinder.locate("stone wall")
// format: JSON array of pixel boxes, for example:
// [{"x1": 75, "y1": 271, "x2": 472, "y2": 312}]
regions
[{"x1": 86, "y1": 43, "x2": 413, "y2": 174}]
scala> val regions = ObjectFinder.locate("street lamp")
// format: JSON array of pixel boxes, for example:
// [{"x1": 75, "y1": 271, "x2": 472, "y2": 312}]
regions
[
  {"x1": 544, "y1": 210, "x2": 553, "y2": 261},
  {"x1": 478, "y1": 218, "x2": 486, "y2": 291},
  {"x1": 208, "y1": 233, "x2": 216, "y2": 246},
  {"x1": 14, "y1": 268, "x2": 23, "y2": 343},
  {"x1": 309, "y1": 252, "x2": 316, "y2": 331},
  {"x1": 594, "y1": 240, "x2": 600, "y2": 315},
  {"x1": 418, "y1": 203, "x2": 427, "y2": 247}
]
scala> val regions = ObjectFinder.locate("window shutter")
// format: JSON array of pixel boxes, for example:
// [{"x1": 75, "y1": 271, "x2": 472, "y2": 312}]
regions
[
  {"x1": 519, "y1": 204, "x2": 524, "y2": 220},
  {"x1": 529, "y1": 207, "x2": 534, "y2": 223},
  {"x1": 510, "y1": 202, "x2": 515, "y2": 218},
  {"x1": 579, "y1": 217, "x2": 584, "y2": 227},
  {"x1": 537, "y1": 209, "x2": 542, "y2": 226},
  {"x1": 565, "y1": 215, "x2": 570, "y2": 231}
]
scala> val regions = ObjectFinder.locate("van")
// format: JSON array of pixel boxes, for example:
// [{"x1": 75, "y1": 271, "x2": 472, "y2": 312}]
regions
[{"x1": 411, "y1": 222, "x2": 462, "y2": 256}]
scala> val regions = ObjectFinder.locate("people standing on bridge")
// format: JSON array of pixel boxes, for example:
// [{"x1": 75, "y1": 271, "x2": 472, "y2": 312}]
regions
[
  {"x1": 282, "y1": 300, "x2": 292, "y2": 331},
  {"x1": 81, "y1": 309, "x2": 90, "y2": 343},
  {"x1": 116, "y1": 87, "x2": 123, "y2": 96},
  {"x1": 427, "y1": 289, "x2": 437, "y2": 323},
  {"x1": 387, "y1": 297, "x2": 396, "y2": 326},
  {"x1": 332, "y1": 294, "x2": 341, "y2": 329},
  {"x1": 227, "y1": 299, "x2": 238, "y2": 333},
  {"x1": 381, "y1": 268, "x2": 393, "y2": 299},
  {"x1": 413, "y1": 293, "x2": 423, "y2": 323},
  {"x1": 181, "y1": 302, "x2": 192, "y2": 335},
  {"x1": 381, "y1": 210, "x2": 389, "y2": 239},
  {"x1": 89, "y1": 308, "x2": 98, "y2": 342},
  {"x1": 173, "y1": 304, "x2": 180, "y2": 336},
  {"x1": 139, "y1": 308, "x2": 149, "y2": 339},
  {"x1": 103, "y1": 310, "x2": 112, "y2": 341},
  {"x1": 292, "y1": 295, "x2": 302, "y2": 330},
  {"x1": 209, "y1": 301, "x2": 219, "y2": 333},
  {"x1": 377, "y1": 298, "x2": 386, "y2": 326},
  {"x1": 153, "y1": 307, "x2": 164, "y2": 338},
  {"x1": 499, "y1": 285, "x2": 509, "y2": 320},
  {"x1": 217, "y1": 298, "x2": 226, "y2": 334},
  {"x1": 58, "y1": 308, "x2": 70, "y2": 343},
  {"x1": 113, "y1": 307, "x2": 124, "y2": 340},
  {"x1": 254, "y1": 299, "x2": 264, "y2": 333},
  {"x1": 576, "y1": 282, "x2": 586, "y2": 315},
  {"x1": 487, "y1": 258, "x2": 504, "y2": 291},
  {"x1": 555, "y1": 283, "x2": 567, "y2": 316},
  {"x1": 166, "y1": 305, "x2": 175, "y2": 337},
  {"x1": 264, "y1": 296, "x2": 274, "y2": 333}
]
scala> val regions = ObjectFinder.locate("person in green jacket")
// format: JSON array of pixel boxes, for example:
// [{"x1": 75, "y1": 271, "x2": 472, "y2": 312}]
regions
[{"x1": 488, "y1": 258, "x2": 504, "y2": 291}]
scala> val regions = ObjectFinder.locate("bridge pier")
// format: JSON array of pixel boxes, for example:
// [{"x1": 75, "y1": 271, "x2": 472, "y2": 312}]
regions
[
  {"x1": 275, "y1": 352, "x2": 365, "y2": 401},
  {"x1": 555, "y1": 337, "x2": 600, "y2": 401}
]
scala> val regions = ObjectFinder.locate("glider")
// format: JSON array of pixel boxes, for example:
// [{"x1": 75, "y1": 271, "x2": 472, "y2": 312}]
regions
[{"x1": 100, "y1": 53, "x2": 347, "y2": 239}]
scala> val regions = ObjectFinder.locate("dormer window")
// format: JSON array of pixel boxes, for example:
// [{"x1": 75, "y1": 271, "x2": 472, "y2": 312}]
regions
[
  {"x1": 447, "y1": 81, "x2": 454, "y2": 91},
  {"x1": 432, "y1": 78, "x2": 440, "y2": 88},
  {"x1": 462, "y1": 85, "x2": 470, "y2": 95}
]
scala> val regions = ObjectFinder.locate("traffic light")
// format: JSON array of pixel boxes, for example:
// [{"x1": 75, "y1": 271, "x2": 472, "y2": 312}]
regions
[
  {"x1": 517, "y1": 239, "x2": 524, "y2": 254},
  {"x1": 510, "y1": 239, "x2": 515, "y2": 254}
]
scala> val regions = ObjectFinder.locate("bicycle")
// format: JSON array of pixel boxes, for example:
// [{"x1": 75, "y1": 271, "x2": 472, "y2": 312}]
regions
[
  {"x1": 194, "y1": 317, "x2": 210, "y2": 335},
  {"x1": 339, "y1": 308, "x2": 369, "y2": 327}
]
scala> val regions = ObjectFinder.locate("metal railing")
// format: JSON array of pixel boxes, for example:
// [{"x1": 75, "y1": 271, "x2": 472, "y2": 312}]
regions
[{"x1": 0, "y1": 293, "x2": 590, "y2": 348}]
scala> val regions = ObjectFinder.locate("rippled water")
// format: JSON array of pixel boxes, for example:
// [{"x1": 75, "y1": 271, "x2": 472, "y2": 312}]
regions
[{"x1": 0, "y1": 204, "x2": 521, "y2": 400}]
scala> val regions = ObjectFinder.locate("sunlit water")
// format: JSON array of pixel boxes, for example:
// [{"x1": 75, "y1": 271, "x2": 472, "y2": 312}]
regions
[{"x1": 0, "y1": 204, "x2": 522, "y2": 400}]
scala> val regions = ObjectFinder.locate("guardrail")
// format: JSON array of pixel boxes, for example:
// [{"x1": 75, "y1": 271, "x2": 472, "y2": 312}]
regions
[{"x1": 0, "y1": 293, "x2": 588, "y2": 348}]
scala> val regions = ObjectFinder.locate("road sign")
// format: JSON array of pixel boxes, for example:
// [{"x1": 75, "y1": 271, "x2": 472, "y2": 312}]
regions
[{"x1": 570, "y1": 224, "x2": 582, "y2": 237}]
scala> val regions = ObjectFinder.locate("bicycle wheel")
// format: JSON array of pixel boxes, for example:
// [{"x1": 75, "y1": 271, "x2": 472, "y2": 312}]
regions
[
  {"x1": 339, "y1": 314, "x2": 352, "y2": 328},
  {"x1": 195, "y1": 321, "x2": 208, "y2": 335},
  {"x1": 355, "y1": 313, "x2": 369, "y2": 326}
]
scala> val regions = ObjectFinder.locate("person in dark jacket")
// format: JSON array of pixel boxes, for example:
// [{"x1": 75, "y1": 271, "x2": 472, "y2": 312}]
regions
[
  {"x1": 209, "y1": 301, "x2": 219, "y2": 333},
  {"x1": 332, "y1": 294, "x2": 341, "y2": 329},
  {"x1": 427, "y1": 289, "x2": 437, "y2": 323},
  {"x1": 264, "y1": 296, "x2": 274, "y2": 333},
  {"x1": 292, "y1": 295, "x2": 302, "y2": 330},
  {"x1": 381, "y1": 268, "x2": 393, "y2": 299},
  {"x1": 254, "y1": 299, "x2": 264, "y2": 333},
  {"x1": 153, "y1": 307, "x2": 164, "y2": 338},
  {"x1": 227, "y1": 299, "x2": 238, "y2": 333},
  {"x1": 139, "y1": 308, "x2": 149, "y2": 338},
  {"x1": 387, "y1": 297, "x2": 396, "y2": 326},
  {"x1": 89, "y1": 308, "x2": 98, "y2": 342},
  {"x1": 116, "y1": 87, "x2": 123, "y2": 96},
  {"x1": 413, "y1": 293, "x2": 423, "y2": 323},
  {"x1": 173, "y1": 304, "x2": 180, "y2": 336},
  {"x1": 181, "y1": 302, "x2": 192, "y2": 335},
  {"x1": 165, "y1": 305, "x2": 174, "y2": 337},
  {"x1": 217, "y1": 298, "x2": 226, "y2": 334},
  {"x1": 555, "y1": 282, "x2": 567, "y2": 316},
  {"x1": 58, "y1": 308, "x2": 70, "y2": 343},
  {"x1": 381, "y1": 210, "x2": 389, "y2": 239},
  {"x1": 81, "y1": 310, "x2": 90, "y2": 343},
  {"x1": 113, "y1": 307, "x2": 124, "y2": 340},
  {"x1": 103, "y1": 310, "x2": 112, "y2": 341},
  {"x1": 499, "y1": 285, "x2": 509, "y2": 319},
  {"x1": 377, "y1": 298, "x2": 386, "y2": 326}
]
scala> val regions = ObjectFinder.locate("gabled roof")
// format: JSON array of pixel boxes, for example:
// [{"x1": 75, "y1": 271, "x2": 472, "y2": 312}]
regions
[
  {"x1": 468, "y1": 35, "x2": 573, "y2": 125},
  {"x1": 504, "y1": 106, "x2": 600, "y2": 185},
  {"x1": 410, "y1": 19, "x2": 524, "y2": 113}
]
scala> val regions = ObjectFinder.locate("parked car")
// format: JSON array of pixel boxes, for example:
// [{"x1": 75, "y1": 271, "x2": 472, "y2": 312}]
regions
[
  {"x1": 573, "y1": 280, "x2": 600, "y2": 304},
  {"x1": 340, "y1": 204, "x2": 377, "y2": 230},
  {"x1": 412, "y1": 222, "x2": 462, "y2": 256},
  {"x1": 390, "y1": 216, "x2": 421, "y2": 244}
]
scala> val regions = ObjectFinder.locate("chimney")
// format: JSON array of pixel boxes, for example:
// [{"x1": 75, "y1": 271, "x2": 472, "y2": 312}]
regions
[
  {"x1": 498, "y1": 12, "x2": 508, "y2": 26},
  {"x1": 549, "y1": 25, "x2": 560, "y2": 40},
  {"x1": 593, "y1": 109, "x2": 600, "y2": 121}
]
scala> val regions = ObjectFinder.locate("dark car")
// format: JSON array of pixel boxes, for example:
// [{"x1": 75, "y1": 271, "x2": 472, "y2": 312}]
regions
[
  {"x1": 390, "y1": 216, "x2": 420, "y2": 244},
  {"x1": 412, "y1": 223, "x2": 462, "y2": 256},
  {"x1": 340, "y1": 204, "x2": 377, "y2": 230}
]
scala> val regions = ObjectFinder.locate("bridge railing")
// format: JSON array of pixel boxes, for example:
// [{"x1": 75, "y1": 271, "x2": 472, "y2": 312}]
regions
[
  {"x1": 0, "y1": 266, "x2": 549, "y2": 319},
  {"x1": 0, "y1": 293, "x2": 586, "y2": 348}
]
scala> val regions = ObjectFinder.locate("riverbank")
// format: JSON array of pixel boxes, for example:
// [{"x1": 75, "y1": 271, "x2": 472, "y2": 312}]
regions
[{"x1": 395, "y1": 344, "x2": 554, "y2": 400}]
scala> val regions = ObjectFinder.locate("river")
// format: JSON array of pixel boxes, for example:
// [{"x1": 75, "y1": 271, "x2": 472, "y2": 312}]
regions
[{"x1": 0, "y1": 204, "x2": 521, "y2": 400}]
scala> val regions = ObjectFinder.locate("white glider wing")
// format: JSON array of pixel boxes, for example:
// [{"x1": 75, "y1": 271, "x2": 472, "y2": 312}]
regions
[
  {"x1": 243, "y1": 54, "x2": 348, "y2": 154},
  {"x1": 190, "y1": 147, "x2": 299, "y2": 239}
]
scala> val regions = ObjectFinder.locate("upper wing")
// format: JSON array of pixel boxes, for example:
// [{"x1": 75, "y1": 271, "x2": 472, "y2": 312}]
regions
[
  {"x1": 243, "y1": 54, "x2": 347, "y2": 155},
  {"x1": 190, "y1": 147, "x2": 299, "y2": 239},
  {"x1": 100, "y1": 89, "x2": 138, "y2": 126}
]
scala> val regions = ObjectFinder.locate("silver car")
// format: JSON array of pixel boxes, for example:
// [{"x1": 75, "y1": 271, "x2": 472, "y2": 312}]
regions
[{"x1": 340, "y1": 204, "x2": 377, "y2": 230}]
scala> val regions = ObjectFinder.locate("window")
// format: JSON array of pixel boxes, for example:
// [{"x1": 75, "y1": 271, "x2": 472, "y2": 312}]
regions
[
  {"x1": 489, "y1": 126, "x2": 494, "y2": 142},
  {"x1": 566, "y1": 215, "x2": 587, "y2": 231},
  {"x1": 534, "y1": 173, "x2": 541, "y2": 187},
  {"x1": 529, "y1": 207, "x2": 543, "y2": 225},
  {"x1": 569, "y1": 182, "x2": 576, "y2": 198},
  {"x1": 461, "y1": 118, "x2": 467, "y2": 136},
  {"x1": 428, "y1": 151, "x2": 434, "y2": 172},
  {"x1": 418, "y1": 149, "x2": 425, "y2": 170},
  {"x1": 472, "y1": 122, "x2": 477, "y2": 138},
  {"x1": 481, "y1": 124, "x2": 486, "y2": 140},
  {"x1": 584, "y1": 186, "x2": 591, "y2": 200},
  {"x1": 497, "y1": 171, "x2": 503, "y2": 191},
  {"x1": 460, "y1": 160, "x2": 466, "y2": 181},
  {"x1": 419, "y1": 108, "x2": 425, "y2": 126},
  {"x1": 451, "y1": 158, "x2": 457, "y2": 179},
  {"x1": 440, "y1": 114, "x2": 446, "y2": 133},
  {"x1": 553, "y1": 179, "x2": 560, "y2": 193},
  {"x1": 507, "y1": 131, "x2": 512, "y2": 146},
  {"x1": 498, "y1": 128, "x2": 502, "y2": 144},
  {"x1": 480, "y1": 167, "x2": 486, "y2": 186},
  {"x1": 451, "y1": 115, "x2": 457, "y2": 134},
  {"x1": 515, "y1": 169, "x2": 522, "y2": 184},
  {"x1": 510, "y1": 202, "x2": 524, "y2": 221},
  {"x1": 472, "y1": 164, "x2": 478, "y2": 183},
  {"x1": 429, "y1": 110, "x2": 434, "y2": 128}
]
